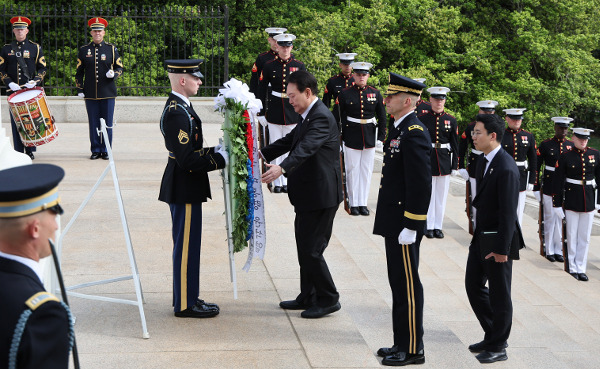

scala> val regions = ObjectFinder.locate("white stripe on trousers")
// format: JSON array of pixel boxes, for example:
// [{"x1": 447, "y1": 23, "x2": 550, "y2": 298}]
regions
[
  {"x1": 267, "y1": 122, "x2": 296, "y2": 187},
  {"x1": 427, "y1": 175, "x2": 450, "y2": 230},
  {"x1": 542, "y1": 194, "x2": 563, "y2": 256},
  {"x1": 343, "y1": 145, "x2": 375, "y2": 207},
  {"x1": 517, "y1": 191, "x2": 526, "y2": 226},
  {"x1": 565, "y1": 210, "x2": 594, "y2": 273}
]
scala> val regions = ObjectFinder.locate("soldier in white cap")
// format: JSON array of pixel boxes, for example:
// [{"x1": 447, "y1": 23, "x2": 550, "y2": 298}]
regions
[
  {"x1": 249, "y1": 27, "x2": 286, "y2": 94},
  {"x1": 501, "y1": 108, "x2": 537, "y2": 226}
]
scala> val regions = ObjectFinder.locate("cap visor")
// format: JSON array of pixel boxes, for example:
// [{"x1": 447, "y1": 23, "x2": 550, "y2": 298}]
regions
[{"x1": 192, "y1": 71, "x2": 203, "y2": 78}]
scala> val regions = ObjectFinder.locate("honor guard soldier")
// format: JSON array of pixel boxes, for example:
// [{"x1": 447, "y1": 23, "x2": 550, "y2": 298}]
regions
[
  {"x1": 323, "y1": 52, "x2": 356, "y2": 120},
  {"x1": 75, "y1": 17, "x2": 124, "y2": 160},
  {"x1": 257, "y1": 33, "x2": 306, "y2": 193},
  {"x1": 159, "y1": 59, "x2": 228, "y2": 317},
  {"x1": 374, "y1": 73, "x2": 430, "y2": 366},
  {"x1": 418, "y1": 86, "x2": 458, "y2": 239},
  {"x1": 0, "y1": 164, "x2": 74, "y2": 368},
  {"x1": 0, "y1": 16, "x2": 48, "y2": 159},
  {"x1": 552, "y1": 127, "x2": 600, "y2": 281},
  {"x1": 502, "y1": 108, "x2": 537, "y2": 225},
  {"x1": 414, "y1": 78, "x2": 431, "y2": 115},
  {"x1": 249, "y1": 27, "x2": 286, "y2": 94},
  {"x1": 335, "y1": 61, "x2": 386, "y2": 216},
  {"x1": 533, "y1": 117, "x2": 574, "y2": 262}
]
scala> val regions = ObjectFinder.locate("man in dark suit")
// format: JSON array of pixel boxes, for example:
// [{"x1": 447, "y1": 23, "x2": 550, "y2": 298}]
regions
[
  {"x1": 0, "y1": 164, "x2": 73, "y2": 368},
  {"x1": 261, "y1": 70, "x2": 343, "y2": 319},
  {"x1": 373, "y1": 73, "x2": 431, "y2": 366},
  {"x1": 465, "y1": 113, "x2": 524, "y2": 363},
  {"x1": 159, "y1": 59, "x2": 228, "y2": 318}
]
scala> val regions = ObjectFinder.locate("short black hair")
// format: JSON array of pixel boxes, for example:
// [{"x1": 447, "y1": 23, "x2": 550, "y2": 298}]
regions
[
  {"x1": 288, "y1": 70, "x2": 318, "y2": 96},
  {"x1": 476, "y1": 113, "x2": 504, "y2": 142}
]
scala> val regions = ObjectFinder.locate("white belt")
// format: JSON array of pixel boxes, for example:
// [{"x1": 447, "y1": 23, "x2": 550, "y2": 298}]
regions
[
  {"x1": 566, "y1": 178, "x2": 595, "y2": 186},
  {"x1": 545, "y1": 166, "x2": 555, "y2": 172},
  {"x1": 471, "y1": 149, "x2": 483, "y2": 155},
  {"x1": 432, "y1": 143, "x2": 451, "y2": 149},
  {"x1": 271, "y1": 90, "x2": 288, "y2": 98},
  {"x1": 347, "y1": 116, "x2": 376, "y2": 124},
  {"x1": 515, "y1": 160, "x2": 528, "y2": 169}
]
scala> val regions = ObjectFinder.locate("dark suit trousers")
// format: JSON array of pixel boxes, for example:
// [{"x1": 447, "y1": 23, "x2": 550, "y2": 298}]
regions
[
  {"x1": 85, "y1": 98, "x2": 115, "y2": 153},
  {"x1": 385, "y1": 236, "x2": 424, "y2": 354},
  {"x1": 294, "y1": 205, "x2": 340, "y2": 307},
  {"x1": 465, "y1": 239, "x2": 513, "y2": 351}
]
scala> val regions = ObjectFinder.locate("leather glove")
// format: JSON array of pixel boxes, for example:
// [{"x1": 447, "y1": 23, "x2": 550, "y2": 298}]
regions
[
  {"x1": 24, "y1": 80, "x2": 36, "y2": 89},
  {"x1": 8, "y1": 82, "x2": 20, "y2": 91},
  {"x1": 533, "y1": 191, "x2": 541, "y2": 202},
  {"x1": 398, "y1": 228, "x2": 416, "y2": 245},
  {"x1": 258, "y1": 116, "x2": 268, "y2": 127},
  {"x1": 526, "y1": 183, "x2": 534, "y2": 192},
  {"x1": 553, "y1": 207, "x2": 565, "y2": 219},
  {"x1": 217, "y1": 147, "x2": 229, "y2": 165},
  {"x1": 459, "y1": 168, "x2": 470, "y2": 181},
  {"x1": 106, "y1": 70, "x2": 115, "y2": 78},
  {"x1": 78, "y1": 92, "x2": 85, "y2": 98}
]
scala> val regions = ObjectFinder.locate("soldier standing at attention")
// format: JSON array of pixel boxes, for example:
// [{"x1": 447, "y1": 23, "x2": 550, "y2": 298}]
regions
[
  {"x1": 257, "y1": 33, "x2": 306, "y2": 193},
  {"x1": 75, "y1": 17, "x2": 124, "y2": 160},
  {"x1": 418, "y1": 86, "x2": 458, "y2": 239},
  {"x1": 414, "y1": 78, "x2": 431, "y2": 115},
  {"x1": 501, "y1": 108, "x2": 537, "y2": 225},
  {"x1": 249, "y1": 27, "x2": 285, "y2": 95},
  {"x1": 552, "y1": 127, "x2": 599, "y2": 281},
  {"x1": 323, "y1": 52, "x2": 356, "y2": 121},
  {"x1": 335, "y1": 61, "x2": 386, "y2": 216},
  {"x1": 0, "y1": 16, "x2": 48, "y2": 159},
  {"x1": 533, "y1": 117, "x2": 574, "y2": 263}
]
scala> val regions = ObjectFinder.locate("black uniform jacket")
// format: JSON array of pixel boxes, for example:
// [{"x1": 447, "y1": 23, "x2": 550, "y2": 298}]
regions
[
  {"x1": 335, "y1": 85, "x2": 386, "y2": 149},
  {"x1": 249, "y1": 49, "x2": 277, "y2": 94},
  {"x1": 323, "y1": 73, "x2": 355, "y2": 108},
  {"x1": 373, "y1": 112, "x2": 432, "y2": 237},
  {"x1": 0, "y1": 256, "x2": 71, "y2": 369},
  {"x1": 458, "y1": 121, "x2": 482, "y2": 177},
  {"x1": 261, "y1": 99, "x2": 343, "y2": 212},
  {"x1": 418, "y1": 110, "x2": 459, "y2": 175},
  {"x1": 552, "y1": 147, "x2": 600, "y2": 212},
  {"x1": 257, "y1": 56, "x2": 306, "y2": 125},
  {"x1": 501, "y1": 128, "x2": 537, "y2": 191},
  {"x1": 0, "y1": 38, "x2": 47, "y2": 92},
  {"x1": 415, "y1": 99, "x2": 431, "y2": 115},
  {"x1": 159, "y1": 93, "x2": 226, "y2": 204},
  {"x1": 75, "y1": 41, "x2": 124, "y2": 99},
  {"x1": 534, "y1": 137, "x2": 574, "y2": 196},
  {"x1": 472, "y1": 148, "x2": 525, "y2": 259}
]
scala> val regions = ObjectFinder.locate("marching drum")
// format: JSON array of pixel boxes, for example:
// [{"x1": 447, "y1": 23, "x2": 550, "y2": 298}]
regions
[{"x1": 8, "y1": 87, "x2": 57, "y2": 147}]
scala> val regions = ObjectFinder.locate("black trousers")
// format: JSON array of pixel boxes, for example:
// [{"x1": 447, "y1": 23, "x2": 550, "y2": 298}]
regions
[
  {"x1": 465, "y1": 240, "x2": 513, "y2": 351},
  {"x1": 385, "y1": 235, "x2": 424, "y2": 354},
  {"x1": 294, "y1": 205, "x2": 339, "y2": 307}
]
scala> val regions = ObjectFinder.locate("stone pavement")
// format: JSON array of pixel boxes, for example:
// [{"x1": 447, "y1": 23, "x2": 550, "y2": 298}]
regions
[{"x1": 5, "y1": 112, "x2": 600, "y2": 369}]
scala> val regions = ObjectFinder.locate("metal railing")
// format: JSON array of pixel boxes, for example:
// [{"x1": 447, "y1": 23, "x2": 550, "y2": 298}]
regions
[{"x1": 1, "y1": 4, "x2": 228, "y2": 97}]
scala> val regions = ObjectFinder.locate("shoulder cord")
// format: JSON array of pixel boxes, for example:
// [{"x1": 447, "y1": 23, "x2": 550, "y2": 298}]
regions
[{"x1": 160, "y1": 103, "x2": 192, "y2": 137}]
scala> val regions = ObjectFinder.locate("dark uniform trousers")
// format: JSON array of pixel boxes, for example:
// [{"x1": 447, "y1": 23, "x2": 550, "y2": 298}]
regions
[{"x1": 85, "y1": 98, "x2": 115, "y2": 152}]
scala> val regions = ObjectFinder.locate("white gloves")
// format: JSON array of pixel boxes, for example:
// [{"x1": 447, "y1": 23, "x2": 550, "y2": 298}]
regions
[
  {"x1": 398, "y1": 228, "x2": 417, "y2": 245},
  {"x1": 553, "y1": 207, "x2": 565, "y2": 219},
  {"x1": 459, "y1": 169, "x2": 470, "y2": 181},
  {"x1": 78, "y1": 93, "x2": 85, "y2": 98},
  {"x1": 217, "y1": 147, "x2": 229, "y2": 165},
  {"x1": 106, "y1": 70, "x2": 115, "y2": 78},
  {"x1": 24, "y1": 80, "x2": 36, "y2": 89},
  {"x1": 258, "y1": 116, "x2": 268, "y2": 127},
  {"x1": 526, "y1": 183, "x2": 534, "y2": 192},
  {"x1": 533, "y1": 191, "x2": 541, "y2": 202},
  {"x1": 8, "y1": 82, "x2": 20, "y2": 91},
  {"x1": 376, "y1": 140, "x2": 383, "y2": 150},
  {"x1": 214, "y1": 143, "x2": 222, "y2": 152},
  {"x1": 596, "y1": 203, "x2": 600, "y2": 211},
  {"x1": 451, "y1": 169, "x2": 460, "y2": 177}
]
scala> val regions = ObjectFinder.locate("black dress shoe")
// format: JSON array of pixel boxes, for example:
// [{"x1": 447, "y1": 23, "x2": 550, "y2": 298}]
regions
[
  {"x1": 468, "y1": 340, "x2": 507, "y2": 353},
  {"x1": 476, "y1": 349, "x2": 507, "y2": 363},
  {"x1": 570, "y1": 272, "x2": 579, "y2": 280},
  {"x1": 546, "y1": 254, "x2": 556, "y2": 262},
  {"x1": 279, "y1": 300, "x2": 311, "y2": 310},
  {"x1": 174, "y1": 303, "x2": 219, "y2": 318},
  {"x1": 301, "y1": 302, "x2": 341, "y2": 318},
  {"x1": 381, "y1": 350, "x2": 425, "y2": 366},
  {"x1": 273, "y1": 186, "x2": 282, "y2": 193},
  {"x1": 433, "y1": 229, "x2": 444, "y2": 239},
  {"x1": 554, "y1": 254, "x2": 564, "y2": 262},
  {"x1": 425, "y1": 230, "x2": 434, "y2": 239},
  {"x1": 359, "y1": 206, "x2": 370, "y2": 216},
  {"x1": 350, "y1": 207, "x2": 360, "y2": 216},
  {"x1": 196, "y1": 299, "x2": 219, "y2": 311},
  {"x1": 26, "y1": 152, "x2": 35, "y2": 160},
  {"x1": 377, "y1": 345, "x2": 401, "y2": 357},
  {"x1": 282, "y1": 185, "x2": 288, "y2": 193},
  {"x1": 578, "y1": 273, "x2": 589, "y2": 281},
  {"x1": 90, "y1": 152, "x2": 101, "y2": 160},
  {"x1": 101, "y1": 152, "x2": 109, "y2": 160}
]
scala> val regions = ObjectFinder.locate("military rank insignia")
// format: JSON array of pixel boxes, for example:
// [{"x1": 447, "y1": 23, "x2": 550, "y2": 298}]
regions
[
  {"x1": 252, "y1": 63, "x2": 257, "y2": 72},
  {"x1": 408, "y1": 125, "x2": 423, "y2": 131},
  {"x1": 178, "y1": 129, "x2": 189, "y2": 144},
  {"x1": 461, "y1": 131, "x2": 467, "y2": 139}
]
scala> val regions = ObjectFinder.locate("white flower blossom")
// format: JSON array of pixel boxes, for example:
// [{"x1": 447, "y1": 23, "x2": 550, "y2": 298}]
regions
[{"x1": 214, "y1": 78, "x2": 262, "y2": 114}]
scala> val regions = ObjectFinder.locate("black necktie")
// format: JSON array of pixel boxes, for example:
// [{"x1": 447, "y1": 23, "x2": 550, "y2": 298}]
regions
[
  {"x1": 298, "y1": 116, "x2": 304, "y2": 126},
  {"x1": 479, "y1": 157, "x2": 489, "y2": 181}
]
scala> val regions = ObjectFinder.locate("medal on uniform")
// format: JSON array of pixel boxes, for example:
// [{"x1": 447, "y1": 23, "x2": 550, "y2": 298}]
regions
[
  {"x1": 390, "y1": 139, "x2": 400, "y2": 148},
  {"x1": 367, "y1": 93, "x2": 376, "y2": 102},
  {"x1": 23, "y1": 50, "x2": 30, "y2": 58},
  {"x1": 289, "y1": 67, "x2": 299, "y2": 73},
  {"x1": 101, "y1": 54, "x2": 106, "y2": 61},
  {"x1": 589, "y1": 155, "x2": 595, "y2": 163},
  {"x1": 87, "y1": 49, "x2": 92, "y2": 57},
  {"x1": 521, "y1": 135, "x2": 528, "y2": 144},
  {"x1": 445, "y1": 120, "x2": 451, "y2": 129}
]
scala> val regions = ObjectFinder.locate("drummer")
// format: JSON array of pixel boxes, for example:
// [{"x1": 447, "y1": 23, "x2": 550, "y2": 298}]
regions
[{"x1": 0, "y1": 16, "x2": 48, "y2": 160}]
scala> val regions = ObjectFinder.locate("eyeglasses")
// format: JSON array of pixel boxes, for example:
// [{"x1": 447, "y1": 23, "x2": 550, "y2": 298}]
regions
[{"x1": 471, "y1": 131, "x2": 490, "y2": 137}]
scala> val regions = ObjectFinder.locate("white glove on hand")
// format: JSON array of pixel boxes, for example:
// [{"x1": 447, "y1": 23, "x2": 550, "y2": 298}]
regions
[
  {"x1": 258, "y1": 116, "x2": 268, "y2": 127},
  {"x1": 553, "y1": 207, "x2": 565, "y2": 219},
  {"x1": 459, "y1": 169, "x2": 470, "y2": 181},
  {"x1": 8, "y1": 82, "x2": 20, "y2": 91},
  {"x1": 526, "y1": 183, "x2": 534, "y2": 192},
  {"x1": 376, "y1": 140, "x2": 383, "y2": 150},
  {"x1": 24, "y1": 80, "x2": 36, "y2": 89},
  {"x1": 214, "y1": 143, "x2": 222, "y2": 152},
  {"x1": 106, "y1": 70, "x2": 115, "y2": 78},
  {"x1": 78, "y1": 93, "x2": 85, "y2": 98},
  {"x1": 451, "y1": 169, "x2": 460, "y2": 177},
  {"x1": 596, "y1": 203, "x2": 600, "y2": 211},
  {"x1": 217, "y1": 147, "x2": 229, "y2": 165},
  {"x1": 398, "y1": 228, "x2": 417, "y2": 245},
  {"x1": 533, "y1": 191, "x2": 541, "y2": 202}
]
